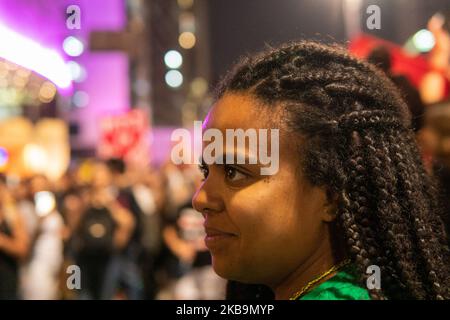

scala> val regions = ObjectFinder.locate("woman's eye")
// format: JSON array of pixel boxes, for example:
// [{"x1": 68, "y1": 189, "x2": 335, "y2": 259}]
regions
[
  {"x1": 224, "y1": 165, "x2": 247, "y2": 182},
  {"x1": 198, "y1": 164, "x2": 209, "y2": 180}
]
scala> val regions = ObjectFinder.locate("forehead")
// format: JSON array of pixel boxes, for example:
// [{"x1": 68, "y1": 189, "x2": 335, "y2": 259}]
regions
[
  {"x1": 202, "y1": 93, "x2": 302, "y2": 170},
  {"x1": 204, "y1": 93, "x2": 273, "y2": 131}
]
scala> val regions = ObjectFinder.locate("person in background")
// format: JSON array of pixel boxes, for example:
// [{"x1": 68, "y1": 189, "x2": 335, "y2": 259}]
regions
[
  {"x1": 171, "y1": 201, "x2": 226, "y2": 299},
  {"x1": 103, "y1": 158, "x2": 144, "y2": 299},
  {"x1": 420, "y1": 12, "x2": 450, "y2": 104},
  {"x1": 0, "y1": 174, "x2": 29, "y2": 299},
  {"x1": 59, "y1": 188, "x2": 86, "y2": 299},
  {"x1": 61, "y1": 189, "x2": 86, "y2": 247},
  {"x1": 160, "y1": 165, "x2": 225, "y2": 299},
  {"x1": 130, "y1": 167, "x2": 166, "y2": 299},
  {"x1": 54, "y1": 172, "x2": 74, "y2": 211},
  {"x1": 74, "y1": 160, "x2": 135, "y2": 300},
  {"x1": 11, "y1": 178, "x2": 39, "y2": 299},
  {"x1": 156, "y1": 163, "x2": 197, "y2": 298},
  {"x1": 367, "y1": 46, "x2": 435, "y2": 169},
  {"x1": 367, "y1": 46, "x2": 426, "y2": 133},
  {"x1": 20, "y1": 175, "x2": 64, "y2": 300}
]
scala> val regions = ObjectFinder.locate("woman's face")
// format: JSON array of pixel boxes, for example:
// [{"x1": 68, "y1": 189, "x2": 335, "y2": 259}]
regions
[{"x1": 192, "y1": 93, "x2": 334, "y2": 287}]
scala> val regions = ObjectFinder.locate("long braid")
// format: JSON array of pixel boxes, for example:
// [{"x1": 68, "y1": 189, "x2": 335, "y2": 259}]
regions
[
  {"x1": 387, "y1": 133, "x2": 449, "y2": 299},
  {"x1": 336, "y1": 134, "x2": 386, "y2": 299},
  {"x1": 404, "y1": 132, "x2": 450, "y2": 251},
  {"x1": 362, "y1": 129, "x2": 427, "y2": 299}
]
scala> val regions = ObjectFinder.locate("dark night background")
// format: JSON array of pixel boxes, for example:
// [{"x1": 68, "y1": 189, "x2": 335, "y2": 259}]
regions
[{"x1": 207, "y1": 0, "x2": 450, "y2": 85}]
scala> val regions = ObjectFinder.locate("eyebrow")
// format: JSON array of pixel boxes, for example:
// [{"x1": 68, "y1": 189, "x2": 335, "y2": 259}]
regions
[{"x1": 200, "y1": 153, "x2": 259, "y2": 165}]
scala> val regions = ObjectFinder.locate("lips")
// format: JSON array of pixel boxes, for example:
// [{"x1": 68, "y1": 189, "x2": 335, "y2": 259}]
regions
[
  {"x1": 204, "y1": 225, "x2": 236, "y2": 237},
  {"x1": 204, "y1": 225, "x2": 237, "y2": 249}
]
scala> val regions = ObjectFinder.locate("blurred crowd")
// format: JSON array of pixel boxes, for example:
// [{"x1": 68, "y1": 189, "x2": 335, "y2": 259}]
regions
[{"x1": 0, "y1": 158, "x2": 226, "y2": 300}]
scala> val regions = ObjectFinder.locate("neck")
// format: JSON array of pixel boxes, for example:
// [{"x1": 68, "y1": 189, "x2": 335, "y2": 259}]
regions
[{"x1": 272, "y1": 232, "x2": 339, "y2": 300}]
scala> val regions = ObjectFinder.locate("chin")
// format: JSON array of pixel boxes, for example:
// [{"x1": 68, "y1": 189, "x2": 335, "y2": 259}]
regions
[
  {"x1": 212, "y1": 256, "x2": 259, "y2": 284},
  {"x1": 211, "y1": 255, "x2": 240, "y2": 280}
]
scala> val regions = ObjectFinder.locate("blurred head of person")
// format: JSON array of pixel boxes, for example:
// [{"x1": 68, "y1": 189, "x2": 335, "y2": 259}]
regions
[
  {"x1": 63, "y1": 189, "x2": 85, "y2": 213},
  {"x1": 106, "y1": 158, "x2": 125, "y2": 175},
  {"x1": 54, "y1": 172, "x2": 73, "y2": 194},
  {"x1": 29, "y1": 174, "x2": 50, "y2": 195},
  {"x1": 368, "y1": 46, "x2": 425, "y2": 133},
  {"x1": 367, "y1": 46, "x2": 391, "y2": 74},
  {"x1": 61, "y1": 189, "x2": 85, "y2": 229},
  {"x1": 164, "y1": 162, "x2": 194, "y2": 211},
  {"x1": 106, "y1": 158, "x2": 128, "y2": 188},
  {"x1": 91, "y1": 161, "x2": 113, "y2": 190},
  {"x1": 12, "y1": 179, "x2": 32, "y2": 202},
  {"x1": 142, "y1": 167, "x2": 167, "y2": 209}
]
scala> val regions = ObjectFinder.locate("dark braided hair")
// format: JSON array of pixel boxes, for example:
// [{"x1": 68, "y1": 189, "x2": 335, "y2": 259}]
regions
[{"x1": 216, "y1": 41, "x2": 450, "y2": 300}]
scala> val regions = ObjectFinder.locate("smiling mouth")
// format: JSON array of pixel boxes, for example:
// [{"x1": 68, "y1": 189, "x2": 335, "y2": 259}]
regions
[
  {"x1": 205, "y1": 226, "x2": 236, "y2": 236},
  {"x1": 204, "y1": 226, "x2": 237, "y2": 248}
]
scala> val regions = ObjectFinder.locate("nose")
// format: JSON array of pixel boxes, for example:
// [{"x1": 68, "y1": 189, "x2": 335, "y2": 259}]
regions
[{"x1": 192, "y1": 176, "x2": 224, "y2": 217}]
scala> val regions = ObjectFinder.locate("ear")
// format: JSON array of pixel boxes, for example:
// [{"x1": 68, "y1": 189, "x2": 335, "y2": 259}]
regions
[{"x1": 320, "y1": 191, "x2": 338, "y2": 223}]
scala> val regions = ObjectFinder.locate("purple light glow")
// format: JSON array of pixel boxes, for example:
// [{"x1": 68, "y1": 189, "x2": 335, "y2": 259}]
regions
[
  {"x1": 0, "y1": 0, "x2": 130, "y2": 150},
  {"x1": 0, "y1": 22, "x2": 72, "y2": 88},
  {"x1": 66, "y1": 0, "x2": 130, "y2": 150}
]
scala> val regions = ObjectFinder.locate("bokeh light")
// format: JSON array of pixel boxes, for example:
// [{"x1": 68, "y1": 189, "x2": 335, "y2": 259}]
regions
[{"x1": 165, "y1": 70, "x2": 183, "y2": 88}]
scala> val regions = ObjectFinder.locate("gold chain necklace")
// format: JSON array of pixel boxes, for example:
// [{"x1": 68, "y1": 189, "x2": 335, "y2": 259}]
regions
[{"x1": 289, "y1": 259, "x2": 351, "y2": 300}]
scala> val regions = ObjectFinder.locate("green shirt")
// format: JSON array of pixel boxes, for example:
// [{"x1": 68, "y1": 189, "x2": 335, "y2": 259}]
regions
[{"x1": 299, "y1": 265, "x2": 371, "y2": 300}]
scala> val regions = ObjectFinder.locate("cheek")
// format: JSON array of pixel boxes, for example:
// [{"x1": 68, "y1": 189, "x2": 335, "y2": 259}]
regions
[
  {"x1": 216, "y1": 177, "x2": 327, "y2": 283},
  {"x1": 220, "y1": 182, "x2": 304, "y2": 277},
  {"x1": 230, "y1": 186, "x2": 297, "y2": 241}
]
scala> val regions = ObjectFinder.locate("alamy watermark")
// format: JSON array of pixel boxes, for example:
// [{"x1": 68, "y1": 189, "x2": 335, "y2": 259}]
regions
[
  {"x1": 171, "y1": 121, "x2": 280, "y2": 175},
  {"x1": 66, "y1": 5, "x2": 81, "y2": 30},
  {"x1": 366, "y1": 5, "x2": 381, "y2": 30},
  {"x1": 66, "y1": 264, "x2": 81, "y2": 290},
  {"x1": 366, "y1": 264, "x2": 381, "y2": 290}
]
